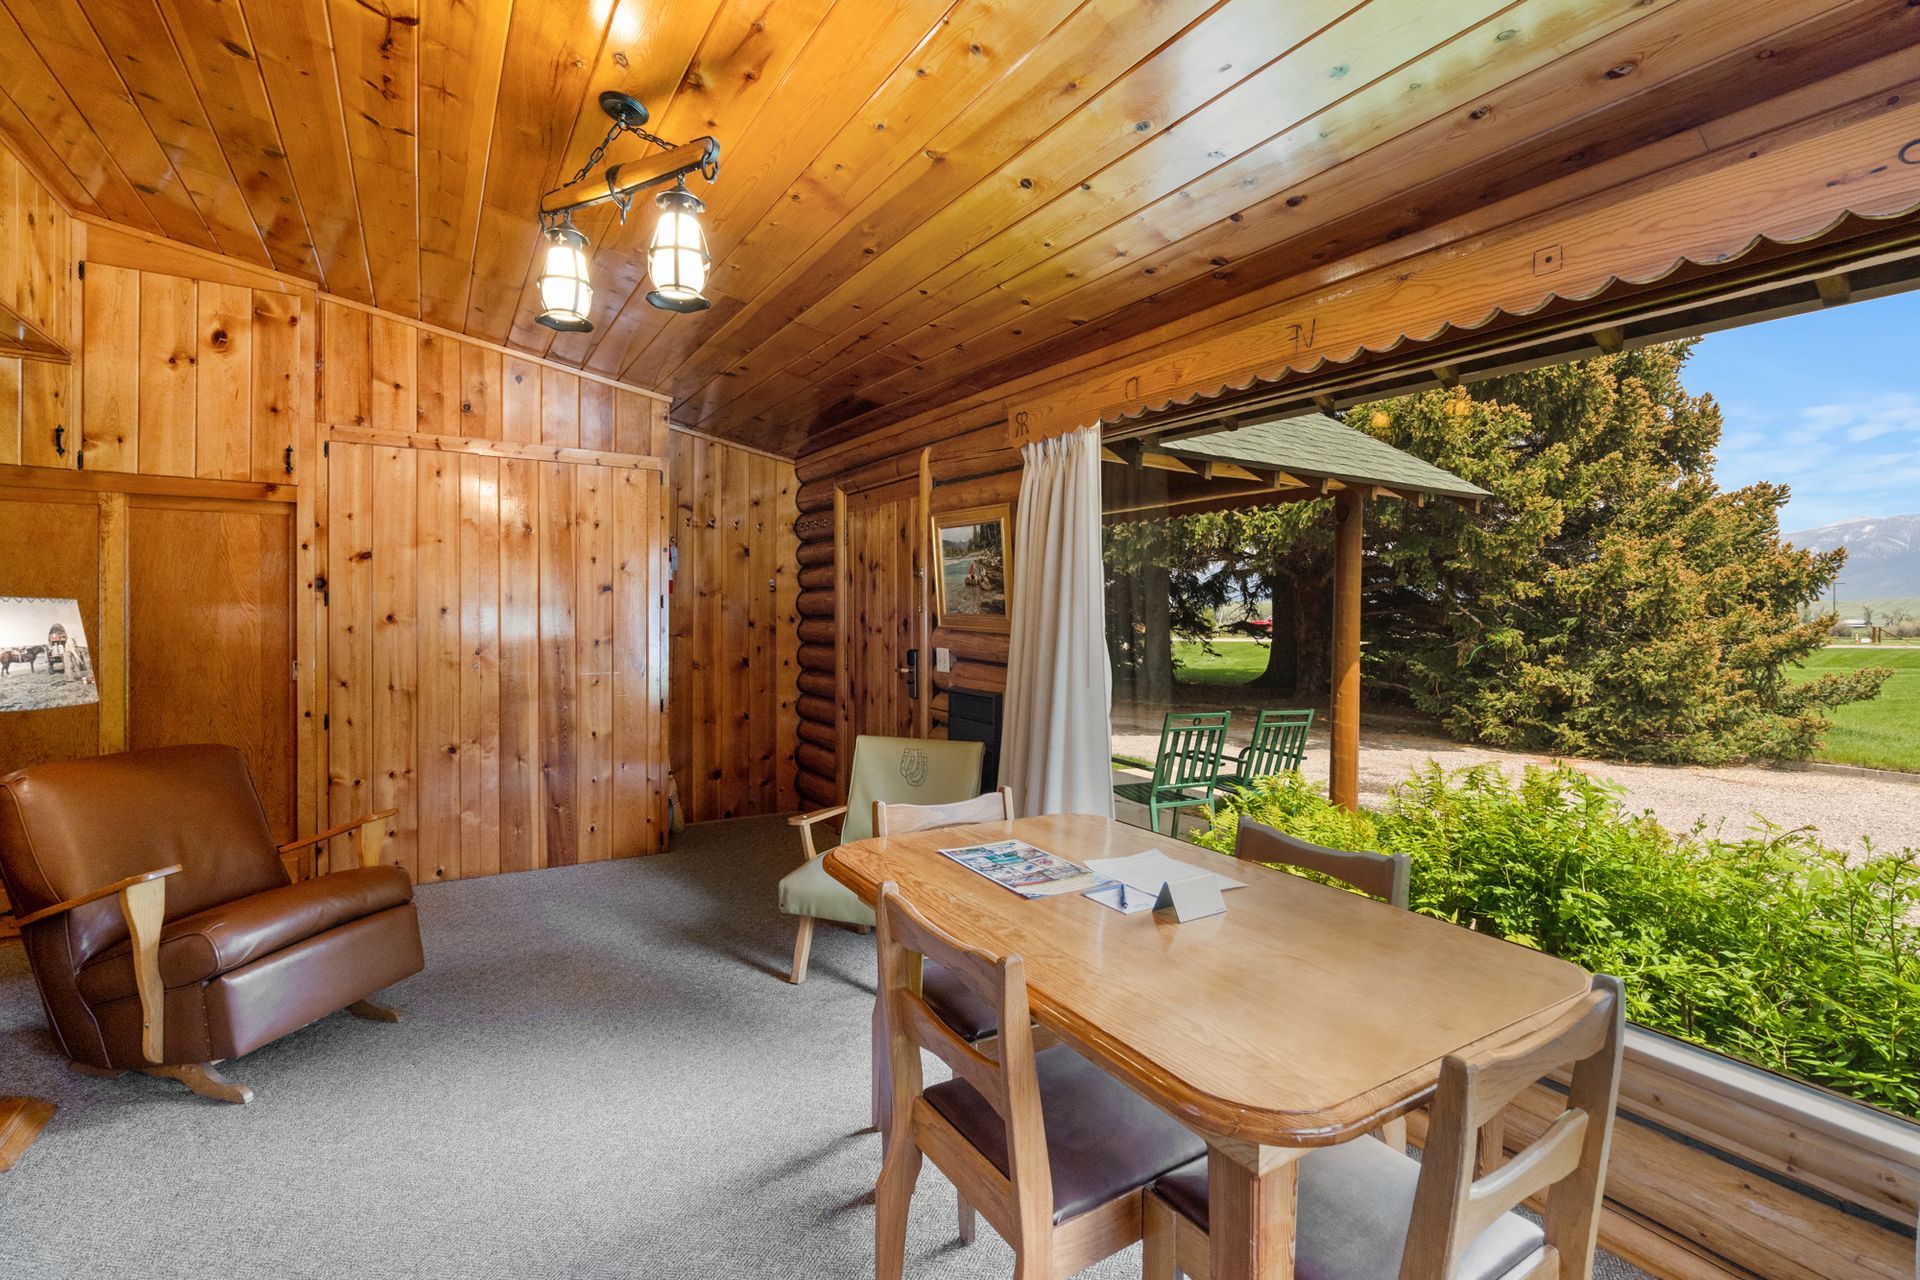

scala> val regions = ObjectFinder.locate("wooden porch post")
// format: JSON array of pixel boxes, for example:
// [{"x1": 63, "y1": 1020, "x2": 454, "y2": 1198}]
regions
[{"x1": 1330, "y1": 487, "x2": 1363, "y2": 811}]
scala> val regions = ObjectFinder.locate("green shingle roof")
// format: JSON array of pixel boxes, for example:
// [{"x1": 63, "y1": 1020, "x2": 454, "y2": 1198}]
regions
[{"x1": 1164, "y1": 412, "x2": 1489, "y2": 502}]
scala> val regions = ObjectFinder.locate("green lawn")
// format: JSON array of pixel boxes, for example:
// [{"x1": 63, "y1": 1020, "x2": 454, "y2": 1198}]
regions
[
  {"x1": 1791, "y1": 647, "x2": 1920, "y2": 773},
  {"x1": 1171, "y1": 638, "x2": 1271, "y2": 686},
  {"x1": 1172, "y1": 638, "x2": 1920, "y2": 773}
]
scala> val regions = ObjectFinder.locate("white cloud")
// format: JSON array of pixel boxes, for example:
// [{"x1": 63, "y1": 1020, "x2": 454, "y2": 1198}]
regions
[{"x1": 1715, "y1": 392, "x2": 1920, "y2": 531}]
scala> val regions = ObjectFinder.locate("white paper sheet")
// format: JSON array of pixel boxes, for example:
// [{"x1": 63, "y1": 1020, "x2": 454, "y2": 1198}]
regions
[
  {"x1": 1082, "y1": 882, "x2": 1155, "y2": 914},
  {"x1": 1082, "y1": 851, "x2": 1247, "y2": 898}
]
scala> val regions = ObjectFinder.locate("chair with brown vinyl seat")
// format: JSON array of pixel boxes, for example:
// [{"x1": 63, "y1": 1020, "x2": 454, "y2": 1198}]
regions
[
  {"x1": 873, "y1": 880, "x2": 1206, "y2": 1279},
  {"x1": 0, "y1": 744, "x2": 424, "y2": 1104}
]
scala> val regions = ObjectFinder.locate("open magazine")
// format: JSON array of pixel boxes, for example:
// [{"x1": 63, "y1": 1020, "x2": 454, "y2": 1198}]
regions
[{"x1": 938, "y1": 839, "x2": 1111, "y2": 899}]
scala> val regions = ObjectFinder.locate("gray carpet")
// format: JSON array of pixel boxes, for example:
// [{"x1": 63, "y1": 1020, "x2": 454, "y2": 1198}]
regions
[{"x1": 0, "y1": 816, "x2": 1650, "y2": 1279}]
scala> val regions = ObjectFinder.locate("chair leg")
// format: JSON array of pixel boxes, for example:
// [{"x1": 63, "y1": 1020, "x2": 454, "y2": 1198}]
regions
[
  {"x1": 348, "y1": 999, "x2": 402, "y2": 1022},
  {"x1": 871, "y1": 992, "x2": 891, "y2": 1137},
  {"x1": 958, "y1": 1191, "x2": 977, "y2": 1244},
  {"x1": 0, "y1": 1097, "x2": 55, "y2": 1172},
  {"x1": 146, "y1": 1063, "x2": 254, "y2": 1105},
  {"x1": 1143, "y1": 1194, "x2": 1180, "y2": 1280},
  {"x1": 788, "y1": 916, "x2": 815, "y2": 984},
  {"x1": 1377, "y1": 1114, "x2": 1409, "y2": 1155},
  {"x1": 874, "y1": 1134, "x2": 922, "y2": 1280}
]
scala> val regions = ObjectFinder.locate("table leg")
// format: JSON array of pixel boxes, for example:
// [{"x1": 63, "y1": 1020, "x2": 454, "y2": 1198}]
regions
[{"x1": 1207, "y1": 1141, "x2": 1303, "y2": 1280}]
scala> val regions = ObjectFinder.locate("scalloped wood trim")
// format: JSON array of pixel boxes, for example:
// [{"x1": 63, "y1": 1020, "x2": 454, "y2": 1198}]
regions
[{"x1": 1010, "y1": 91, "x2": 1920, "y2": 447}]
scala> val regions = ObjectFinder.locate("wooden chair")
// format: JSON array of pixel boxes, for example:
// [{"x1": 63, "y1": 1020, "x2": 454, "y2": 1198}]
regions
[
  {"x1": 0, "y1": 1097, "x2": 55, "y2": 1172},
  {"x1": 1112, "y1": 711, "x2": 1232, "y2": 837},
  {"x1": 1216, "y1": 709, "x2": 1314, "y2": 791},
  {"x1": 1232, "y1": 817, "x2": 1412, "y2": 1150},
  {"x1": 874, "y1": 881, "x2": 1206, "y2": 1280},
  {"x1": 872, "y1": 787, "x2": 1014, "y2": 838},
  {"x1": 1143, "y1": 973, "x2": 1625, "y2": 1280},
  {"x1": 868, "y1": 788, "x2": 1031, "y2": 1144}
]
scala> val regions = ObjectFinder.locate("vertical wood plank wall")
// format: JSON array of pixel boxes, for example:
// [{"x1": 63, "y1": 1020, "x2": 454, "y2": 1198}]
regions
[
  {"x1": 315, "y1": 298, "x2": 676, "y2": 880},
  {"x1": 668, "y1": 432, "x2": 800, "y2": 823},
  {"x1": 325, "y1": 440, "x2": 667, "y2": 881},
  {"x1": 0, "y1": 140, "x2": 802, "y2": 916}
]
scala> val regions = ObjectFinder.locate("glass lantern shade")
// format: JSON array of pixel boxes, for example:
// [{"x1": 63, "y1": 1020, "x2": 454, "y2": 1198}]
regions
[
  {"x1": 535, "y1": 221, "x2": 593, "y2": 332},
  {"x1": 645, "y1": 185, "x2": 711, "y2": 313}
]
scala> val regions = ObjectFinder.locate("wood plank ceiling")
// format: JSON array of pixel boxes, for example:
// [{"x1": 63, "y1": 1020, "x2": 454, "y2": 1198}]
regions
[{"x1": 0, "y1": 0, "x2": 1909, "y2": 456}]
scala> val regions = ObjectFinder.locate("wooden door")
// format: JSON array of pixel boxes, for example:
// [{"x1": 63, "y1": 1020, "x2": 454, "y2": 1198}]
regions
[
  {"x1": 127, "y1": 497, "x2": 296, "y2": 840},
  {"x1": 325, "y1": 442, "x2": 668, "y2": 882},
  {"x1": 839, "y1": 476, "x2": 928, "y2": 773}
]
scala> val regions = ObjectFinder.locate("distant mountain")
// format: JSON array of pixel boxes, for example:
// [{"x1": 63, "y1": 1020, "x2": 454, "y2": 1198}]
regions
[{"x1": 1785, "y1": 515, "x2": 1920, "y2": 599}]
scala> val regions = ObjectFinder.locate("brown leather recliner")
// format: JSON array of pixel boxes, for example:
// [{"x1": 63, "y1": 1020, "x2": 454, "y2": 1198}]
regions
[{"x1": 0, "y1": 744, "x2": 424, "y2": 1103}]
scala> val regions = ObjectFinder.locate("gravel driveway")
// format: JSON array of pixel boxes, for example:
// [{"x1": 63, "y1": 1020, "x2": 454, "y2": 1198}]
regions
[{"x1": 1112, "y1": 695, "x2": 1920, "y2": 857}]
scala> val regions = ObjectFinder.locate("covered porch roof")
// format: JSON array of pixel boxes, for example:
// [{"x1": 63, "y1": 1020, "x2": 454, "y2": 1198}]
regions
[{"x1": 1101, "y1": 411, "x2": 1488, "y2": 521}]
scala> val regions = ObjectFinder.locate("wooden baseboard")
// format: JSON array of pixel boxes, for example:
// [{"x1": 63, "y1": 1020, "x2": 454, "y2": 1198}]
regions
[{"x1": 0, "y1": 1097, "x2": 55, "y2": 1171}]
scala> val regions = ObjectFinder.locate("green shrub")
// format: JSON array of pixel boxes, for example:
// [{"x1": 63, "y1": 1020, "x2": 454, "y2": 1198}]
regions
[{"x1": 1195, "y1": 766, "x2": 1920, "y2": 1116}]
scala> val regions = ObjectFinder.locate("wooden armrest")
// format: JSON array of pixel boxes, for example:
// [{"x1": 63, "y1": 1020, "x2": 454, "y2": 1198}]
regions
[
  {"x1": 788, "y1": 804, "x2": 847, "y2": 862},
  {"x1": 277, "y1": 809, "x2": 398, "y2": 871},
  {"x1": 7, "y1": 863, "x2": 182, "y2": 929},
  {"x1": 787, "y1": 804, "x2": 847, "y2": 829},
  {"x1": 6, "y1": 865, "x2": 179, "y2": 1066}
]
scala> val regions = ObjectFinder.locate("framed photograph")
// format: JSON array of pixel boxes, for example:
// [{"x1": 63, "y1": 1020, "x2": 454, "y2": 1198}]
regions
[
  {"x1": 934, "y1": 504, "x2": 1012, "y2": 632},
  {"x1": 0, "y1": 597, "x2": 97, "y2": 713}
]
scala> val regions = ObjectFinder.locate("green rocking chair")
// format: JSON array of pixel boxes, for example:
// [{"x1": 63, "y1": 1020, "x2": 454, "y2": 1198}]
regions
[
  {"x1": 1113, "y1": 710, "x2": 1232, "y2": 837},
  {"x1": 1216, "y1": 708, "x2": 1315, "y2": 791}
]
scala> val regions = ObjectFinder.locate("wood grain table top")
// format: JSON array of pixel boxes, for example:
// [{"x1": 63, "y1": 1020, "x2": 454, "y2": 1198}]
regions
[{"x1": 826, "y1": 812, "x2": 1591, "y2": 1148}]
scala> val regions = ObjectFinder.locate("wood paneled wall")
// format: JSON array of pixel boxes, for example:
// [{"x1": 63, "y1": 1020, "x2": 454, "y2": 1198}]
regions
[
  {"x1": 324, "y1": 441, "x2": 667, "y2": 882},
  {"x1": 668, "y1": 432, "x2": 800, "y2": 823}
]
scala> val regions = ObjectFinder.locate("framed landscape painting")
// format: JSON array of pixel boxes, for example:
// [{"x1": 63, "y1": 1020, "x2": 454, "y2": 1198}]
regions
[{"x1": 934, "y1": 505, "x2": 1012, "y2": 632}]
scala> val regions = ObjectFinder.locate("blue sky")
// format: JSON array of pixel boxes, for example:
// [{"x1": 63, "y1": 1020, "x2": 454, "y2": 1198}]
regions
[{"x1": 1687, "y1": 289, "x2": 1920, "y2": 534}]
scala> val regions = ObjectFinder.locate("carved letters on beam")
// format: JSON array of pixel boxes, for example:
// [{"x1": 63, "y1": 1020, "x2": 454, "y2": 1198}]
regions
[{"x1": 1009, "y1": 96, "x2": 1920, "y2": 443}]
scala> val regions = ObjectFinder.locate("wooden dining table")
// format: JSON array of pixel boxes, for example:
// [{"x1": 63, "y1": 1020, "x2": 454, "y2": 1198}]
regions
[{"x1": 825, "y1": 812, "x2": 1593, "y2": 1280}]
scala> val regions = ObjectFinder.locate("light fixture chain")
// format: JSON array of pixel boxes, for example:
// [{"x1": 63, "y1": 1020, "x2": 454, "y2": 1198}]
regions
[{"x1": 563, "y1": 119, "x2": 678, "y2": 191}]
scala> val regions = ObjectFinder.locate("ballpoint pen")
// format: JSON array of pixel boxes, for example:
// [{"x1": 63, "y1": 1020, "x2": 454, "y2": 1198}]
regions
[{"x1": 1118, "y1": 884, "x2": 1129, "y2": 909}]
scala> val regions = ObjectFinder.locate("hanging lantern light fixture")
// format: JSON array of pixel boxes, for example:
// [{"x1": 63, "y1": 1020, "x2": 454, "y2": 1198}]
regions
[
  {"x1": 645, "y1": 181, "x2": 711, "y2": 313},
  {"x1": 533, "y1": 92, "x2": 722, "y2": 333},
  {"x1": 535, "y1": 212, "x2": 593, "y2": 332}
]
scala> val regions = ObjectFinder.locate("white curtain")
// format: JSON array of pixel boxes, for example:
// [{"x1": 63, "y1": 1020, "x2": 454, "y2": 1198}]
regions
[{"x1": 1001, "y1": 425, "x2": 1114, "y2": 818}]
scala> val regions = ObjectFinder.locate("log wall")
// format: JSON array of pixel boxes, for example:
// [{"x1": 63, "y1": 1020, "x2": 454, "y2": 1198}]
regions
[{"x1": 789, "y1": 410, "x2": 1023, "y2": 807}]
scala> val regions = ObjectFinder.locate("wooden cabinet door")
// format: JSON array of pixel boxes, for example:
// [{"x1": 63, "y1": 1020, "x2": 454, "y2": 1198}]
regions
[
  {"x1": 840, "y1": 477, "x2": 927, "y2": 762},
  {"x1": 126, "y1": 497, "x2": 296, "y2": 841}
]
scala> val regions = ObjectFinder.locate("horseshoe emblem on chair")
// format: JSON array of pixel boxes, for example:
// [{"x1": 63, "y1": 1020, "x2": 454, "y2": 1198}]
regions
[{"x1": 899, "y1": 748, "x2": 929, "y2": 788}]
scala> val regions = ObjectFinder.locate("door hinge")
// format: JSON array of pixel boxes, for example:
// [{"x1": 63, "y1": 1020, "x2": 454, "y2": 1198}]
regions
[
  {"x1": 323, "y1": 441, "x2": 330, "y2": 457},
  {"x1": 75, "y1": 449, "x2": 84, "y2": 471},
  {"x1": 76, "y1": 261, "x2": 85, "y2": 280},
  {"x1": 322, "y1": 713, "x2": 330, "y2": 731},
  {"x1": 315, "y1": 574, "x2": 329, "y2": 606},
  {"x1": 284, "y1": 445, "x2": 295, "y2": 475}
]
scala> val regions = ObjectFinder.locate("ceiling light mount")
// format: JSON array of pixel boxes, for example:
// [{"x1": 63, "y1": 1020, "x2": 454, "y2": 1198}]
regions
[{"x1": 533, "y1": 92, "x2": 722, "y2": 332}]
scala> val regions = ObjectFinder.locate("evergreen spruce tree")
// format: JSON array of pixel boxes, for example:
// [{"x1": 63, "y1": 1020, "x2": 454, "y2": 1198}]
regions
[{"x1": 1104, "y1": 342, "x2": 1886, "y2": 763}]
